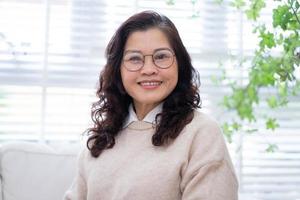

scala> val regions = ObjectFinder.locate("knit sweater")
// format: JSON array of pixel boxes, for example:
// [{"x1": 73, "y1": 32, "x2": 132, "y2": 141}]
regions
[{"x1": 64, "y1": 111, "x2": 238, "y2": 200}]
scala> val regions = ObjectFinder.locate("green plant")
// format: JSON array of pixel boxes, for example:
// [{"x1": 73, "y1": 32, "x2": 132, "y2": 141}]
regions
[
  {"x1": 217, "y1": 0, "x2": 300, "y2": 151},
  {"x1": 167, "y1": 0, "x2": 300, "y2": 151}
]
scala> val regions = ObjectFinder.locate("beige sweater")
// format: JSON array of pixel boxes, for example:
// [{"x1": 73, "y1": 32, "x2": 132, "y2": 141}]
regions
[{"x1": 64, "y1": 111, "x2": 238, "y2": 200}]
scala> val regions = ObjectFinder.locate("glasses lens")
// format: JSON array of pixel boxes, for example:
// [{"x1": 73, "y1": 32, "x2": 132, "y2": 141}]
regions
[
  {"x1": 153, "y1": 49, "x2": 174, "y2": 68},
  {"x1": 123, "y1": 52, "x2": 144, "y2": 71}
]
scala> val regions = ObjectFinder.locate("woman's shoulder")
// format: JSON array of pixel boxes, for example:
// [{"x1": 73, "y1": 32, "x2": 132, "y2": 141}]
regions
[
  {"x1": 75, "y1": 144, "x2": 94, "y2": 165},
  {"x1": 178, "y1": 109, "x2": 225, "y2": 146},
  {"x1": 188, "y1": 109, "x2": 221, "y2": 132},
  {"x1": 181, "y1": 110, "x2": 228, "y2": 159}
]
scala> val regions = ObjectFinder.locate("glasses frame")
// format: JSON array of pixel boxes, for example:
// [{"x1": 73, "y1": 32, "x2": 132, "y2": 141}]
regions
[{"x1": 122, "y1": 48, "x2": 175, "y2": 72}]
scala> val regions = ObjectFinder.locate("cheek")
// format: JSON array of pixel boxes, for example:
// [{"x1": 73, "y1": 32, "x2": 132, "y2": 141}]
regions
[
  {"x1": 162, "y1": 66, "x2": 178, "y2": 96},
  {"x1": 170, "y1": 66, "x2": 179, "y2": 87},
  {"x1": 120, "y1": 66, "x2": 135, "y2": 92}
]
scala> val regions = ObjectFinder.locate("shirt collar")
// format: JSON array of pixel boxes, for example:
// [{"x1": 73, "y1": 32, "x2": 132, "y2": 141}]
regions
[{"x1": 123, "y1": 103, "x2": 163, "y2": 128}]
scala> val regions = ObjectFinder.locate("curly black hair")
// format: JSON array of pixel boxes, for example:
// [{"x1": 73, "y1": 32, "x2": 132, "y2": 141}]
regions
[{"x1": 87, "y1": 10, "x2": 201, "y2": 157}]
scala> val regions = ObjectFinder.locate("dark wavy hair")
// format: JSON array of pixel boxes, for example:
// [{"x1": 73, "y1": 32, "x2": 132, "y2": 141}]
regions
[{"x1": 87, "y1": 10, "x2": 201, "y2": 157}]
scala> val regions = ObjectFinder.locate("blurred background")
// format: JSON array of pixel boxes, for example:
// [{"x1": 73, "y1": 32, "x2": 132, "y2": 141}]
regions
[{"x1": 0, "y1": 0, "x2": 299, "y2": 199}]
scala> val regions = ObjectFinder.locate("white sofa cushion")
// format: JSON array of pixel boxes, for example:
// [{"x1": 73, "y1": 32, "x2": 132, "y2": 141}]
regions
[{"x1": 0, "y1": 141, "x2": 80, "y2": 200}]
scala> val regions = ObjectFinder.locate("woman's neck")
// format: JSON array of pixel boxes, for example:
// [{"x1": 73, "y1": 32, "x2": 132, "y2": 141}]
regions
[{"x1": 133, "y1": 102, "x2": 159, "y2": 120}]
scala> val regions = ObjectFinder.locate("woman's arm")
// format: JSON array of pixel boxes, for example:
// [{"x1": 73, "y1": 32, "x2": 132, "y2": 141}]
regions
[
  {"x1": 180, "y1": 117, "x2": 238, "y2": 200},
  {"x1": 64, "y1": 149, "x2": 88, "y2": 200}
]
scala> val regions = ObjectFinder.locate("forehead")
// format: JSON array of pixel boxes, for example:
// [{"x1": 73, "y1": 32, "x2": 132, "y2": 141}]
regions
[{"x1": 124, "y1": 28, "x2": 172, "y2": 52}]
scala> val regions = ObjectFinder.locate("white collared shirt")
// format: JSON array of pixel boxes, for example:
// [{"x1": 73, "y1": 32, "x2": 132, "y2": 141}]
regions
[{"x1": 123, "y1": 103, "x2": 163, "y2": 128}]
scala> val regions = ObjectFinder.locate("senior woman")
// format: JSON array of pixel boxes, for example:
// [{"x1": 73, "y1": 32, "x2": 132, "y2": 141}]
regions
[{"x1": 64, "y1": 10, "x2": 238, "y2": 200}]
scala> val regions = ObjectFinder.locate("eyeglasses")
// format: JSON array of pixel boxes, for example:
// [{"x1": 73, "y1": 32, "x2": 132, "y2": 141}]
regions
[{"x1": 122, "y1": 48, "x2": 175, "y2": 72}]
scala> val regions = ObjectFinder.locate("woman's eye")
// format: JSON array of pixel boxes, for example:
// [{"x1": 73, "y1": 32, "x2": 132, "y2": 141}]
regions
[
  {"x1": 130, "y1": 56, "x2": 142, "y2": 61},
  {"x1": 155, "y1": 53, "x2": 168, "y2": 60},
  {"x1": 127, "y1": 56, "x2": 143, "y2": 63}
]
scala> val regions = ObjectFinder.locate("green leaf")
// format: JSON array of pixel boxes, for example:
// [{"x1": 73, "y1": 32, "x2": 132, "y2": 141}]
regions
[
  {"x1": 267, "y1": 96, "x2": 278, "y2": 108},
  {"x1": 273, "y1": 5, "x2": 293, "y2": 30},
  {"x1": 278, "y1": 96, "x2": 289, "y2": 106},
  {"x1": 222, "y1": 121, "x2": 242, "y2": 143},
  {"x1": 266, "y1": 118, "x2": 279, "y2": 130},
  {"x1": 245, "y1": 0, "x2": 266, "y2": 20},
  {"x1": 296, "y1": 1, "x2": 300, "y2": 10},
  {"x1": 230, "y1": 0, "x2": 246, "y2": 9},
  {"x1": 266, "y1": 144, "x2": 279, "y2": 153},
  {"x1": 276, "y1": 33, "x2": 284, "y2": 44},
  {"x1": 278, "y1": 82, "x2": 288, "y2": 97},
  {"x1": 222, "y1": 123, "x2": 233, "y2": 143},
  {"x1": 259, "y1": 31, "x2": 276, "y2": 49},
  {"x1": 223, "y1": 95, "x2": 232, "y2": 109},
  {"x1": 232, "y1": 121, "x2": 242, "y2": 131},
  {"x1": 247, "y1": 85, "x2": 259, "y2": 103}
]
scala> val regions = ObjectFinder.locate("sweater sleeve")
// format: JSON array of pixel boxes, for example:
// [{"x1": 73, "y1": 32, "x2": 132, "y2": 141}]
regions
[
  {"x1": 63, "y1": 148, "x2": 87, "y2": 200},
  {"x1": 180, "y1": 117, "x2": 238, "y2": 200}
]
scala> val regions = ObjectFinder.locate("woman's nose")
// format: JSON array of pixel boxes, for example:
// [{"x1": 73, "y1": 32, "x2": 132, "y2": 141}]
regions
[{"x1": 140, "y1": 56, "x2": 158, "y2": 75}]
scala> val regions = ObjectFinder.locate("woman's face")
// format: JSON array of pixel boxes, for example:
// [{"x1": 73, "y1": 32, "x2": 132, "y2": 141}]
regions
[{"x1": 121, "y1": 28, "x2": 178, "y2": 113}]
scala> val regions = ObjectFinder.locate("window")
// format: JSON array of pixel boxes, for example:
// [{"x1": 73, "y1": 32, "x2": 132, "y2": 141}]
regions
[{"x1": 0, "y1": 0, "x2": 299, "y2": 199}]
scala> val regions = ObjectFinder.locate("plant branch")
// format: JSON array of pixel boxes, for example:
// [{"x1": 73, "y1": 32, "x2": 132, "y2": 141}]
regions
[{"x1": 290, "y1": 1, "x2": 300, "y2": 26}]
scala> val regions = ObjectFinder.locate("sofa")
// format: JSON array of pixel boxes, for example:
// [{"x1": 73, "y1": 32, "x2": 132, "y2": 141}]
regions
[
  {"x1": 0, "y1": 141, "x2": 261, "y2": 200},
  {"x1": 0, "y1": 141, "x2": 81, "y2": 200}
]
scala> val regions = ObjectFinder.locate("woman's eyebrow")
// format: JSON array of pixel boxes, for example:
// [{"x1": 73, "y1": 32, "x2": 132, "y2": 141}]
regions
[
  {"x1": 124, "y1": 47, "x2": 172, "y2": 54},
  {"x1": 123, "y1": 50, "x2": 142, "y2": 54}
]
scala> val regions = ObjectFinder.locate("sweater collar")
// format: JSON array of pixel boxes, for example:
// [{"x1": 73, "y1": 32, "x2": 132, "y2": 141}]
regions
[{"x1": 123, "y1": 103, "x2": 163, "y2": 128}]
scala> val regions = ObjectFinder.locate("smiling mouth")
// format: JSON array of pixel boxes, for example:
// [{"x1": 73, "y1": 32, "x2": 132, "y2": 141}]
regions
[{"x1": 138, "y1": 81, "x2": 162, "y2": 87}]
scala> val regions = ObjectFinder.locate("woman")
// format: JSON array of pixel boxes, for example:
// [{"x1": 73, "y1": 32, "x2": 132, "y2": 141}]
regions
[{"x1": 65, "y1": 11, "x2": 238, "y2": 200}]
